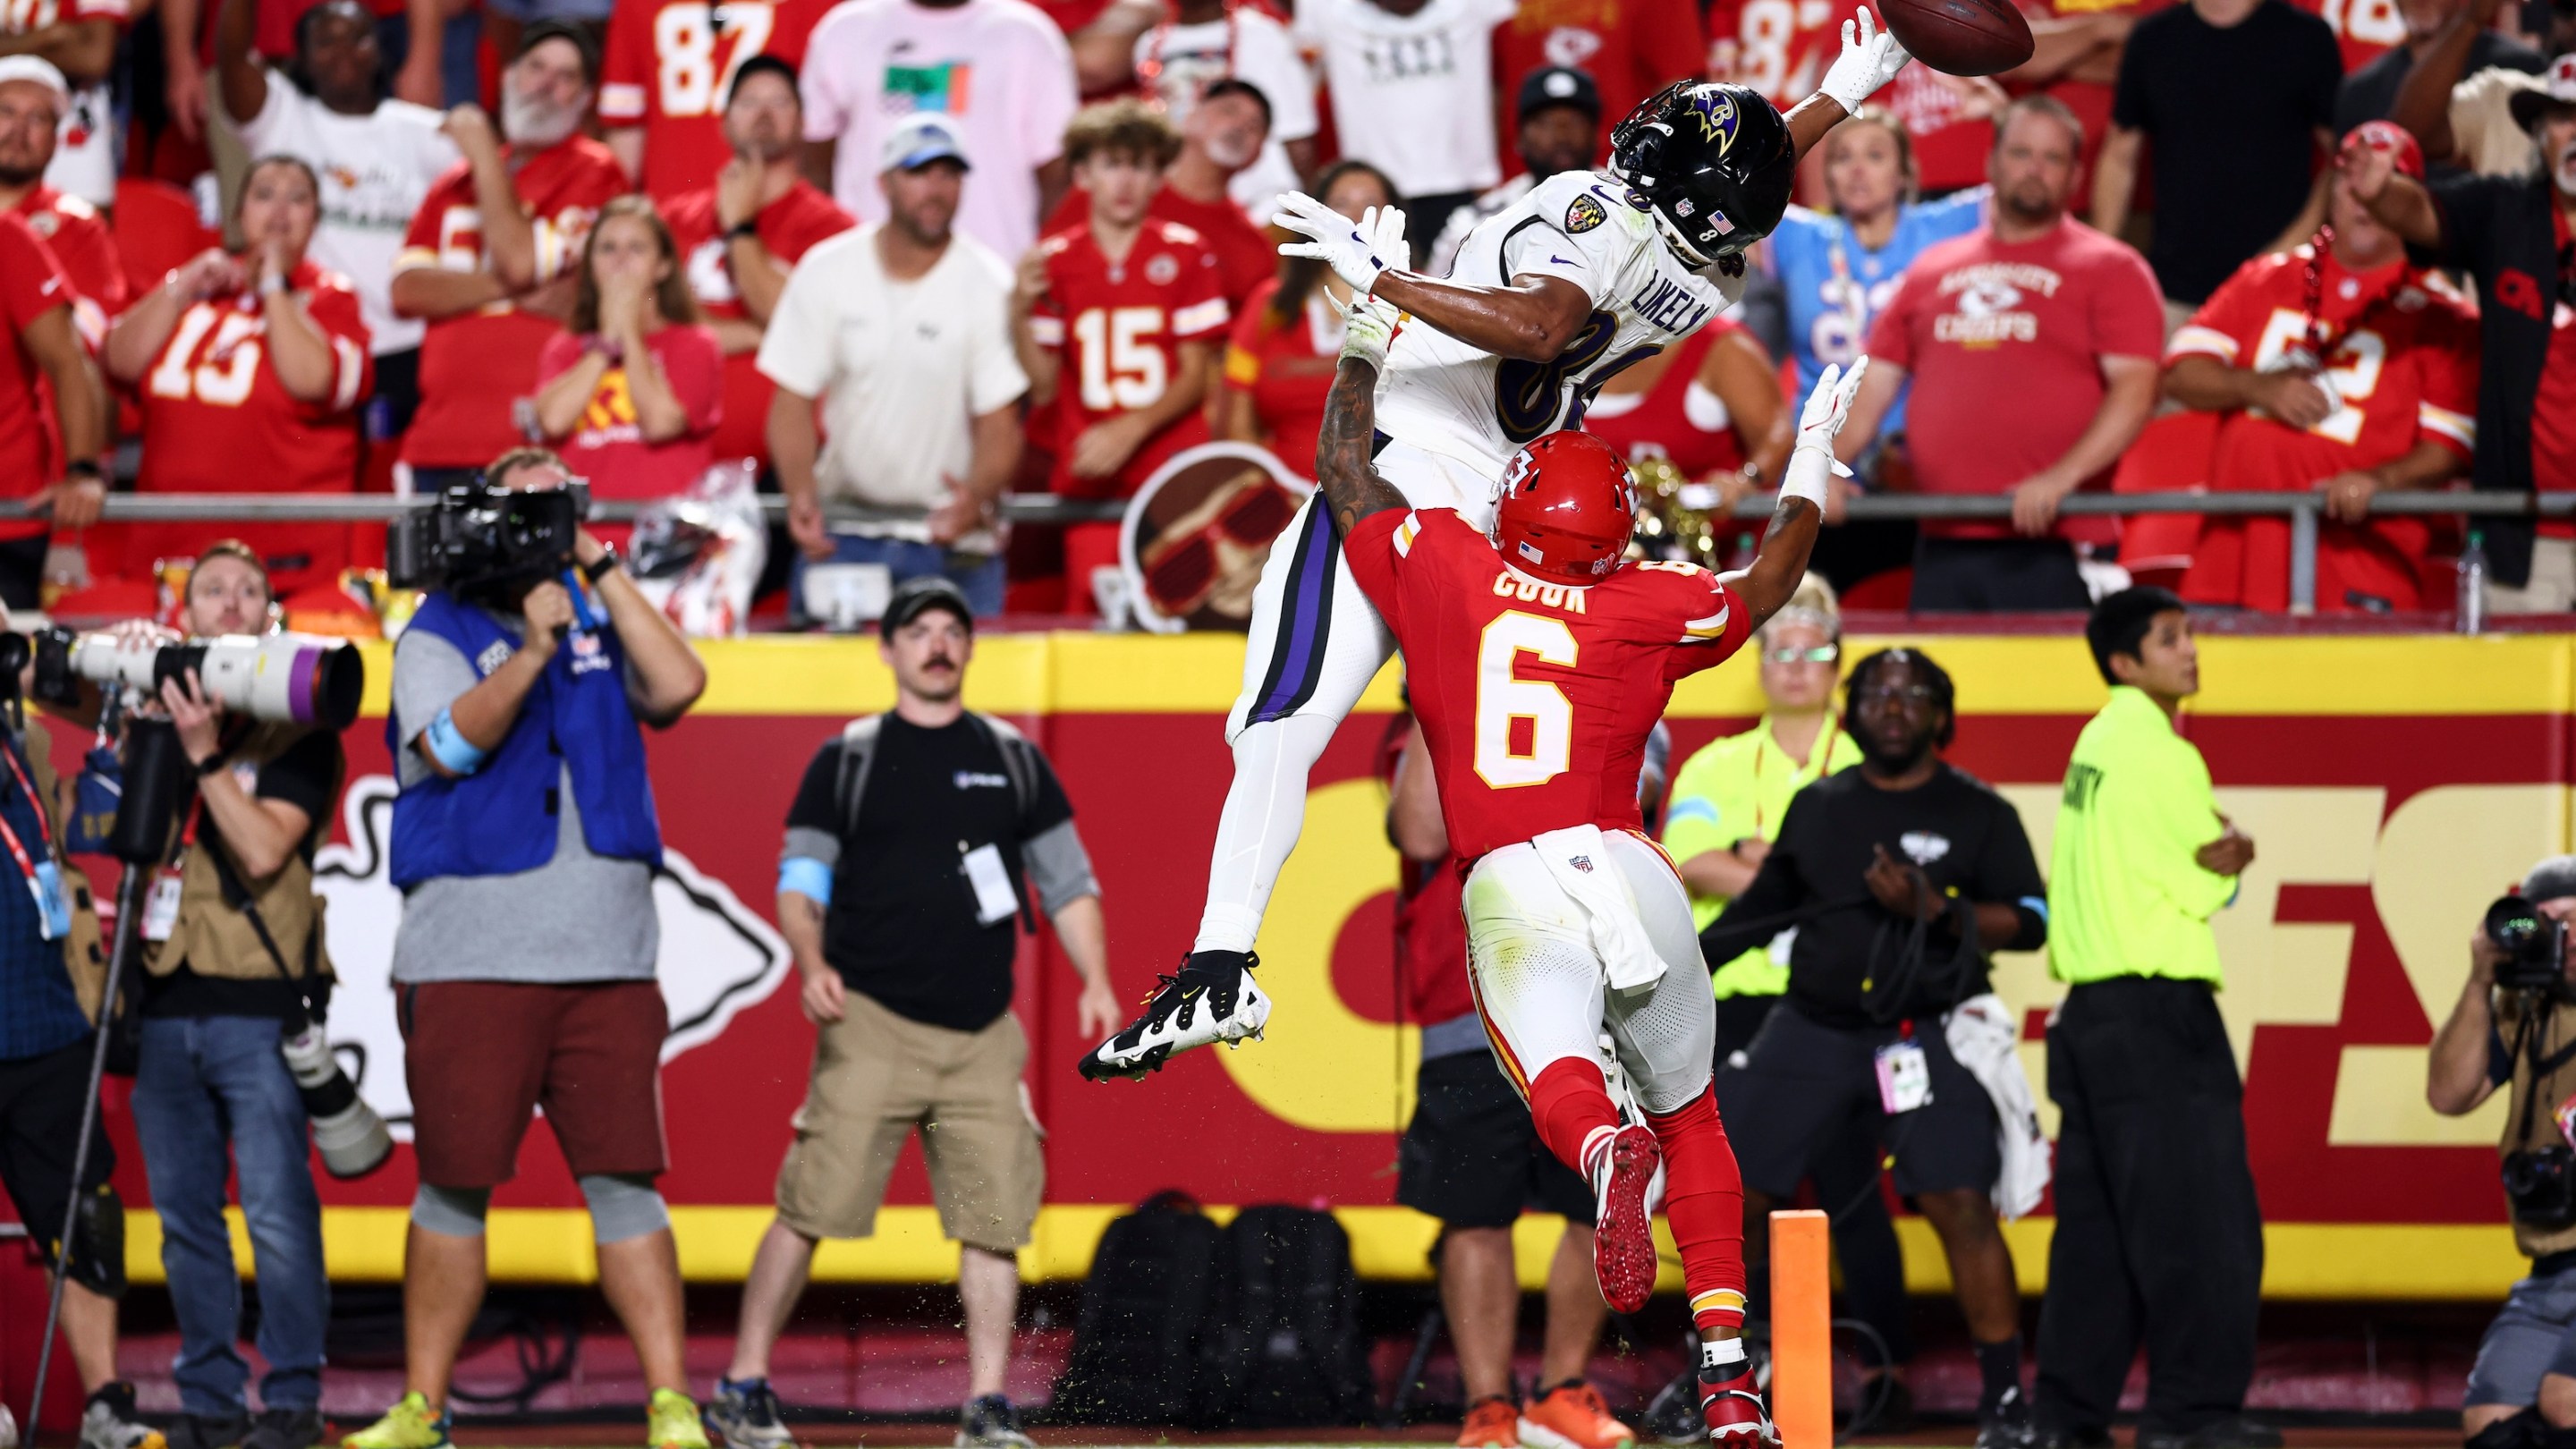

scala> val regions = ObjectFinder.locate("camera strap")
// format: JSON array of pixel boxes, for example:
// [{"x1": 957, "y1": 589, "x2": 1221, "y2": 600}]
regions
[
  {"x1": 195, "y1": 803, "x2": 325, "y2": 1022},
  {"x1": 0, "y1": 737, "x2": 71, "y2": 941},
  {"x1": 2510, "y1": 1001, "x2": 2576, "y2": 1151}
]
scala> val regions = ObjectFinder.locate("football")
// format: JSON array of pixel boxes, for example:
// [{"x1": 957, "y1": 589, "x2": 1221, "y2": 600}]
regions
[{"x1": 1877, "y1": 0, "x2": 2035, "y2": 76}]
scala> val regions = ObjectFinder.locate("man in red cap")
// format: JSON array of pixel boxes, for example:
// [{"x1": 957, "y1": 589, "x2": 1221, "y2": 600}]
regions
[{"x1": 2162, "y1": 120, "x2": 2479, "y2": 612}]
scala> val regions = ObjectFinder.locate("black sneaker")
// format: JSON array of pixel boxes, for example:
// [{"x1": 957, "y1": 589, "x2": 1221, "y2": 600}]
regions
[
  {"x1": 955, "y1": 1395, "x2": 1035, "y2": 1449},
  {"x1": 2140, "y1": 1419, "x2": 2284, "y2": 1449},
  {"x1": 167, "y1": 1412, "x2": 250, "y2": 1449},
  {"x1": 1079, "y1": 951, "x2": 1270, "y2": 1080},
  {"x1": 707, "y1": 1377, "x2": 796, "y2": 1449},
  {"x1": 80, "y1": 1384, "x2": 167, "y2": 1449},
  {"x1": 240, "y1": 1408, "x2": 322, "y2": 1449},
  {"x1": 1975, "y1": 1387, "x2": 2037, "y2": 1449}
]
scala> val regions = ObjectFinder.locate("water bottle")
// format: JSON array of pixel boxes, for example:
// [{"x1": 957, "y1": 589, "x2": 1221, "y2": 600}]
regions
[{"x1": 2458, "y1": 530, "x2": 2488, "y2": 635}]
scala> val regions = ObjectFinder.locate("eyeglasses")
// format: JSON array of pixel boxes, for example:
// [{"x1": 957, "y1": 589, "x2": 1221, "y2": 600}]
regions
[
  {"x1": 1853, "y1": 684, "x2": 1936, "y2": 707},
  {"x1": 1763, "y1": 645, "x2": 1840, "y2": 665}
]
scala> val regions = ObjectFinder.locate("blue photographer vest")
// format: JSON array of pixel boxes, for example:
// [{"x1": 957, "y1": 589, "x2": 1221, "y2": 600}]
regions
[{"x1": 387, "y1": 590, "x2": 664, "y2": 888}]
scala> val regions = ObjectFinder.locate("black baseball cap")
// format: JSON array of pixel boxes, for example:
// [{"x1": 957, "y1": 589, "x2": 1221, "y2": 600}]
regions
[
  {"x1": 1517, "y1": 66, "x2": 1601, "y2": 124},
  {"x1": 879, "y1": 575, "x2": 975, "y2": 639}
]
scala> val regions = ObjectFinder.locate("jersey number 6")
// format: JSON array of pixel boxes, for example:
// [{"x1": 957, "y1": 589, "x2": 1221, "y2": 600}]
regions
[{"x1": 1475, "y1": 612, "x2": 1577, "y2": 789}]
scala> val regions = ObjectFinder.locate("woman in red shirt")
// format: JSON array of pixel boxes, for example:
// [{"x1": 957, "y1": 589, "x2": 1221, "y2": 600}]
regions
[
  {"x1": 106, "y1": 155, "x2": 372, "y2": 597},
  {"x1": 534, "y1": 196, "x2": 723, "y2": 533},
  {"x1": 1216, "y1": 160, "x2": 1396, "y2": 479}
]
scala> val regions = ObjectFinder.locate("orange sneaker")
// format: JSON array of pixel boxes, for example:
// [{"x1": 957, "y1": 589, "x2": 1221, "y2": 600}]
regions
[
  {"x1": 1459, "y1": 1395, "x2": 1523, "y2": 1449},
  {"x1": 1521, "y1": 1381, "x2": 1638, "y2": 1449}
]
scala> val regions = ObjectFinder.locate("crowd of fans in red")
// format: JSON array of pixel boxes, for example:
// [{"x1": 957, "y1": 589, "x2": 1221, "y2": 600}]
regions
[{"x1": 0, "y1": 0, "x2": 2571, "y2": 623}]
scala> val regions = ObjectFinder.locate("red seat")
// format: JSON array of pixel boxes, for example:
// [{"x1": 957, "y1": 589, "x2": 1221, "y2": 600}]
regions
[
  {"x1": 111, "y1": 178, "x2": 221, "y2": 301},
  {"x1": 1837, "y1": 565, "x2": 1914, "y2": 611},
  {"x1": 2112, "y1": 411, "x2": 2220, "y2": 574}
]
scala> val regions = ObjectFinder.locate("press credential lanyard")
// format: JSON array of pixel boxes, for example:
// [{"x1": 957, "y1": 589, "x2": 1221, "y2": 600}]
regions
[{"x1": 0, "y1": 744, "x2": 70, "y2": 940}]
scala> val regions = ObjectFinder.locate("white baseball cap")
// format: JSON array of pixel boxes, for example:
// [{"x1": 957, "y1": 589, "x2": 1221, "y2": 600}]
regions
[
  {"x1": 880, "y1": 113, "x2": 971, "y2": 174},
  {"x1": 0, "y1": 56, "x2": 71, "y2": 114}
]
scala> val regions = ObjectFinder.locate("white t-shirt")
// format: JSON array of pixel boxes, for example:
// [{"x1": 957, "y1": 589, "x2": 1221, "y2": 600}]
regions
[
  {"x1": 801, "y1": 0, "x2": 1080, "y2": 264},
  {"x1": 228, "y1": 77, "x2": 459, "y2": 355},
  {"x1": 1292, "y1": 0, "x2": 1513, "y2": 199},
  {"x1": 1135, "y1": 8, "x2": 1317, "y2": 221},
  {"x1": 756, "y1": 223, "x2": 1030, "y2": 544}
]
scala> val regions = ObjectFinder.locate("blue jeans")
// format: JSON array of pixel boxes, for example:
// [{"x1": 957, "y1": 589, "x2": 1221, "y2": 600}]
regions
[
  {"x1": 131, "y1": 1017, "x2": 328, "y2": 1415},
  {"x1": 792, "y1": 534, "x2": 1004, "y2": 623}
]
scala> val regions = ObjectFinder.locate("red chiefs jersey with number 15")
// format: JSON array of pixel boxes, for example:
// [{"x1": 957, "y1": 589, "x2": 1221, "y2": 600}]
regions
[
  {"x1": 1026, "y1": 220, "x2": 1230, "y2": 499},
  {"x1": 1343, "y1": 507, "x2": 1753, "y2": 864}
]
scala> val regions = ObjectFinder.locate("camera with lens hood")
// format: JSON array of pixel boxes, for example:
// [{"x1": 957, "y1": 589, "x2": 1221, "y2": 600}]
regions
[
  {"x1": 2486, "y1": 894, "x2": 2570, "y2": 995},
  {"x1": 278, "y1": 1012, "x2": 391, "y2": 1178},
  {"x1": 15, "y1": 628, "x2": 363, "y2": 732},
  {"x1": 387, "y1": 477, "x2": 589, "y2": 596}
]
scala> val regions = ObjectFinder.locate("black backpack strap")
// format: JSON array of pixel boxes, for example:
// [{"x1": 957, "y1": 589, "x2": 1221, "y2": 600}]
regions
[{"x1": 969, "y1": 712, "x2": 1041, "y2": 824}]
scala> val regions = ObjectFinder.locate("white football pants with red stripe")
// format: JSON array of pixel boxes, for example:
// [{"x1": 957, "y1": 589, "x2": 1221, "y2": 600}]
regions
[{"x1": 1463, "y1": 827, "x2": 1750, "y2": 1331}]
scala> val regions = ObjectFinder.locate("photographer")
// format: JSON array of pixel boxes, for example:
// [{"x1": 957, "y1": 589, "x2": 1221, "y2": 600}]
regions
[
  {"x1": 123, "y1": 543, "x2": 346, "y2": 1449},
  {"x1": 2433, "y1": 858, "x2": 2576, "y2": 1449},
  {"x1": 346, "y1": 446, "x2": 709, "y2": 1449}
]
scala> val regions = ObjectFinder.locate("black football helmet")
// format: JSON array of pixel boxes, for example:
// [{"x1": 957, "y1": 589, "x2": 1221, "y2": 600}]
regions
[{"x1": 1608, "y1": 81, "x2": 1795, "y2": 267}]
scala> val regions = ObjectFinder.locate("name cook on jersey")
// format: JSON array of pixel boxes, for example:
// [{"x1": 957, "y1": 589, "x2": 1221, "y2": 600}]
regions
[{"x1": 1932, "y1": 260, "x2": 2068, "y2": 346}]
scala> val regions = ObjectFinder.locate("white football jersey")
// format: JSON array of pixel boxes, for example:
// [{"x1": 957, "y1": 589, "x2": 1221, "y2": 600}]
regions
[{"x1": 1376, "y1": 170, "x2": 1745, "y2": 479}]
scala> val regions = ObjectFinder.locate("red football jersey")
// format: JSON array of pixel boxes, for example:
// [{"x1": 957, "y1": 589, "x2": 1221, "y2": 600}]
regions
[
  {"x1": 665, "y1": 181, "x2": 854, "y2": 465},
  {"x1": 1493, "y1": 0, "x2": 1704, "y2": 164},
  {"x1": 0, "y1": 214, "x2": 73, "y2": 540},
  {"x1": 15, "y1": 188, "x2": 126, "y2": 349},
  {"x1": 1343, "y1": 507, "x2": 1754, "y2": 864},
  {"x1": 127, "y1": 260, "x2": 371, "y2": 585},
  {"x1": 2167, "y1": 246, "x2": 2478, "y2": 611},
  {"x1": 599, "y1": 0, "x2": 835, "y2": 200},
  {"x1": 395, "y1": 137, "x2": 628, "y2": 470},
  {"x1": 1027, "y1": 218, "x2": 1231, "y2": 499},
  {"x1": 1040, "y1": 185, "x2": 1275, "y2": 310},
  {"x1": 534, "y1": 323, "x2": 725, "y2": 504},
  {"x1": 1706, "y1": 0, "x2": 1840, "y2": 110}
]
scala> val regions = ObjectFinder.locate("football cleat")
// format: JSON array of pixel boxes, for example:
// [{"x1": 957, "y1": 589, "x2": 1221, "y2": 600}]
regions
[
  {"x1": 1586, "y1": 1122, "x2": 1663, "y2": 1314},
  {"x1": 1521, "y1": 1381, "x2": 1638, "y2": 1449},
  {"x1": 1697, "y1": 1365, "x2": 1779, "y2": 1449},
  {"x1": 1079, "y1": 950, "x2": 1270, "y2": 1080}
]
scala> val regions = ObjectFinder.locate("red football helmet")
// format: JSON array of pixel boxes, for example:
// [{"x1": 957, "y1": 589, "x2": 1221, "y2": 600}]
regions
[{"x1": 1490, "y1": 431, "x2": 1639, "y2": 586}]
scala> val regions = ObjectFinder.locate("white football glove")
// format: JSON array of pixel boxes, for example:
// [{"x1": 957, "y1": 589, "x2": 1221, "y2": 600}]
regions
[
  {"x1": 1782, "y1": 358, "x2": 1868, "y2": 507},
  {"x1": 1819, "y1": 5, "x2": 1911, "y2": 115},
  {"x1": 1275, "y1": 192, "x2": 1410, "y2": 296},
  {"x1": 1339, "y1": 296, "x2": 1402, "y2": 370}
]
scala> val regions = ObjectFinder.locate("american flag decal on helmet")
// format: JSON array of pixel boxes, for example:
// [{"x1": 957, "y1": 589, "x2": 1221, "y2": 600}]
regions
[{"x1": 1519, "y1": 540, "x2": 1546, "y2": 564}]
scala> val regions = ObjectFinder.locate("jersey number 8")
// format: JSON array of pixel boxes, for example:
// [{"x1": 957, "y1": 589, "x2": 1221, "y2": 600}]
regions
[{"x1": 1494, "y1": 309, "x2": 1661, "y2": 446}]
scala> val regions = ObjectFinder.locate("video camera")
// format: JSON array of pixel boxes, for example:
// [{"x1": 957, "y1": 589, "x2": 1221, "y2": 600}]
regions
[
  {"x1": 387, "y1": 477, "x2": 589, "y2": 596},
  {"x1": 2486, "y1": 894, "x2": 2570, "y2": 995},
  {"x1": 13, "y1": 629, "x2": 363, "y2": 732}
]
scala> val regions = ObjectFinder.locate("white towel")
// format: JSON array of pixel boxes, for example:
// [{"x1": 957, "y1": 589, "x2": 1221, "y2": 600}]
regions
[
  {"x1": 1943, "y1": 993, "x2": 2052, "y2": 1221},
  {"x1": 1531, "y1": 825, "x2": 1667, "y2": 992}
]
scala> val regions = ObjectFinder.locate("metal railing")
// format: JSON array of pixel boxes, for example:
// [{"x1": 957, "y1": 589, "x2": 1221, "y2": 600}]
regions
[{"x1": 30, "y1": 488, "x2": 2568, "y2": 614}]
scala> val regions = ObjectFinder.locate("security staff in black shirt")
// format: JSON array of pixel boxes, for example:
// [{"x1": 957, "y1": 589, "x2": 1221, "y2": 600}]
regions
[{"x1": 1704, "y1": 648, "x2": 2049, "y2": 1449}]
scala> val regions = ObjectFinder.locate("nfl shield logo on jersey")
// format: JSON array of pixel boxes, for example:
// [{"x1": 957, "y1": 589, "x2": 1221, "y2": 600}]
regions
[
  {"x1": 1565, "y1": 193, "x2": 1608, "y2": 234},
  {"x1": 1572, "y1": 855, "x2": 1594, "y2": 873}
]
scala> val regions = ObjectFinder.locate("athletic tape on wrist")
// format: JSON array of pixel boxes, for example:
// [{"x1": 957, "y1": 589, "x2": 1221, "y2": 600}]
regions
[
  {"x1": 1780, "y1": 446, "x2": 1834, "y2": 509},
  {"x1": 423, "y1": 706, "x2": 487, "y2": 775}
]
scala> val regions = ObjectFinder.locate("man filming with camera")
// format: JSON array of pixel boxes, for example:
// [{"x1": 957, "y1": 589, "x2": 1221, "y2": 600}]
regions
[
  {"x1": 119, "y1": 542, "x2": 359, "y2": 1449},
  {"x1": 2433, "y1": 859, "x2": 2576, "y2": 1449},
  {"x1": 348, "y1": 445, "x2": 709, "y2": 1449}
]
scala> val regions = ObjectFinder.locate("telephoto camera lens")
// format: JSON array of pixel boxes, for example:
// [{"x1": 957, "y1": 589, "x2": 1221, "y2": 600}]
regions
[
  {"x1": 44, "y1": 631, "x2": 364, "y2": 731},
  {"x1": 278, "y1": 1016, "x2": 393, "y2": 1179}
]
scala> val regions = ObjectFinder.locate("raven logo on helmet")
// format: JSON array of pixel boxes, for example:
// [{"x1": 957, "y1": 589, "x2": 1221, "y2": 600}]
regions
[{"x1": 1685, "y1": 89, "x2": 1741, "y2": 154}]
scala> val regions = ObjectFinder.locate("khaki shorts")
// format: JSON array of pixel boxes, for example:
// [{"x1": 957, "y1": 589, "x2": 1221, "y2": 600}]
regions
[{"x1": 774, "y1": 991, "x2": 1044, "y2": 1252}]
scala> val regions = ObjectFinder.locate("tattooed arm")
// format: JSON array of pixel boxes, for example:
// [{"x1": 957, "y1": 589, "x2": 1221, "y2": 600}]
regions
[{"x1": 1317, "y1": 304, "x2": 1411, "y2": 540}]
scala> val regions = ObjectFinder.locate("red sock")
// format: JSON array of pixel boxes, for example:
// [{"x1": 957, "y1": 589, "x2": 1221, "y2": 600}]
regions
[
  {"x1": 1646, "y1": 1084, "x2": 1747, "y2": 1333},
  {"x1": 1526, "y1": 1057, "x2": 1621, "y2": 1178}
]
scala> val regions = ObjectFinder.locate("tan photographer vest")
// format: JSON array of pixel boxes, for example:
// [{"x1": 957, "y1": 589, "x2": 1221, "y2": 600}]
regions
[
  {"x1": 142, "y1": 721, "x2": 340, "y2": 988},
  {"x1": 2503, "y1": 995, "x2": 2576, "y2": 1258},
  {"x1": 24, "y1": 722, "x2": 114, "y2": 1021}
]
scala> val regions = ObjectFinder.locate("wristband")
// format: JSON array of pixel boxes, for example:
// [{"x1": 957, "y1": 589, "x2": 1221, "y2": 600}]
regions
[
  {"x1": 725, "y1": 221, "x2": 760, "y2": 242},
  {"x1": 778, "y1": 856, "x2": 834, "y2": 905},
  {"x1": 422, "y1": 705, "x2": 487, "y2": 775},
  {"x1": 194, "y1": 752, "x2": 229, "y2": 778},
  {"x1": 1779, "y1": 445, "x2": 1834, "y2": 510},
  {"x1": 258, "y1": 272, "x2": 287, "y2": 298},
  {"x1": 583, "y1": 545, "x2": 621, "y2": 583},
  {"x1": 64, "y1": 459, "x2": 103, "y2": 483}
]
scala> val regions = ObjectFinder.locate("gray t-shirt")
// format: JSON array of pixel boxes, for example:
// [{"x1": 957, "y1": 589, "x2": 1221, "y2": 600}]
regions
[{"x1": 386, "y1": 621, "x2": 659, "y2": 985}]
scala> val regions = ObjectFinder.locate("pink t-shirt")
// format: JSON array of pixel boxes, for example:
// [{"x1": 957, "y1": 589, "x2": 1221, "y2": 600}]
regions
[
  {"x1": 1867, "y1": 219, "x2": 2165, "y2": 541},
  {"x1": 800, "y1": 0, "x2": 1079, "y2": 264},
  {"x1": 536, "y1": 324, "x2": 725, "y2": 506}
]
